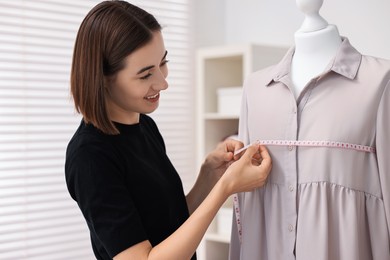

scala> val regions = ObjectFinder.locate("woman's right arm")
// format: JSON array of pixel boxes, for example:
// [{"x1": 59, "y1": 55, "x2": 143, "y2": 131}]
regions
[{"x1": 114, "y1": 144, "x2": 272, "y2": 260}]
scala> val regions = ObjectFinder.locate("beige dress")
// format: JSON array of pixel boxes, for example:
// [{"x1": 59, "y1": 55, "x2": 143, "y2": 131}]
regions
[{"x1": 229, "y1": 38, "x2": 390, "y2": 260}]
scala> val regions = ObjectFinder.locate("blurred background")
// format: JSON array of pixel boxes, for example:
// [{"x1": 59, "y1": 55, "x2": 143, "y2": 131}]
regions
[{"x1": 0, "y1": 0, "x2": 389, "y2": 259}]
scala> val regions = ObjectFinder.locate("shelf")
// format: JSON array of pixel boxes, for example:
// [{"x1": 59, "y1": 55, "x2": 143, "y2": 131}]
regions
[
  {"x1": 204, "y1": 113, "x2": 239, "y2": 120},
  {"x1": 205, "y1": 232, "x2": 230, "y2": 244}
]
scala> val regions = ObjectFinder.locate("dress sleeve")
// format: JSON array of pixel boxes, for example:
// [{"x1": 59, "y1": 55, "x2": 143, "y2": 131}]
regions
[
  {"x1": 229, "y1": 80, "x2": 250, "y2": 259},
  {"x1": 65, "y1": 147, "x2": 148, "y2": 258},
  {"x1": 376, "y1": 79, "x2": 390, "y2": 242},
  {"x1": 238, "y1": 82, "x2": 250, "y2": 146}
]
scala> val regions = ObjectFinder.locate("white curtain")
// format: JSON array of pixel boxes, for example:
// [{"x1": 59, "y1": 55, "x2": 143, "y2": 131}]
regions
[{"x1": 0, "y1": 0, "x2": 194, "y2": 259}]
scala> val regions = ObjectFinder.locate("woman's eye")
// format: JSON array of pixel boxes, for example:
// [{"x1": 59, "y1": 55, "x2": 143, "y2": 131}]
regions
[{"x1": 140, "y1": 73, "x2": 152, "y2": 80}]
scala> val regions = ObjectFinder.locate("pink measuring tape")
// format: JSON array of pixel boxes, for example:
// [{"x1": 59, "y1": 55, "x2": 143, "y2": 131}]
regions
[
  {"x1": 232, "y1": 139, "x2": 376, "y2": 243},
  {"x1": 233, "y1": 139, "x2": 376, "y2": 155}
]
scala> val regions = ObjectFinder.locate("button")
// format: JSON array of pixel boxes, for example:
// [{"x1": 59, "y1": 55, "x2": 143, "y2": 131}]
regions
[
  {"x1": 292, "y1": 108, "x2": 297, "y2": 114},
  {"x1": 287, "y1": 145, "x2": 294, "y2": 151},
  {"x1": 288, "y1": 224, "x2": 295, "y2": 232},
  {"x1": 288, "y1": 185, "x2": 294, "y2": 192}
]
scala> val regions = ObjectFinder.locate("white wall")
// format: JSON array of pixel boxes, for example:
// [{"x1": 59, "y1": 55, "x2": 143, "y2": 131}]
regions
[
  {"x1": 194, "y1": 0, "x2": 226, "y2": 48},
  {"x1": 195, "y1": 0, "x2": 390, "y2": 60},
  {"x1": 225, "y1": 0, "x2": 301, "y2": 48}
]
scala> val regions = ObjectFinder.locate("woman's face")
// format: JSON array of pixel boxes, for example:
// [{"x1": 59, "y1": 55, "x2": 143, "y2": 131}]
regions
[{"x1": 105, "y1": 31, "x2": 169, "y2": 124}]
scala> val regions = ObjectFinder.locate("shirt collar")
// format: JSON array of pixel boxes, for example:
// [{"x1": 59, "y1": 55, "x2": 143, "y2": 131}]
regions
[{"x1": 265, "y1": 37, "x2": 362, "y2": 86}]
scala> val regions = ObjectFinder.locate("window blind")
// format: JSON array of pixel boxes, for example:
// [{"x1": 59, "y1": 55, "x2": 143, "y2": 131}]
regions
[{"x1": 0, "y1": 0, "x2": 194, "y2": 259}]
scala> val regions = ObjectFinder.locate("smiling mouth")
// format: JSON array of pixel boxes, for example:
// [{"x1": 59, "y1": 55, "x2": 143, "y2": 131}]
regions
[{"x1": 145, "y1": 93, "x2": 159, "y2": 101}]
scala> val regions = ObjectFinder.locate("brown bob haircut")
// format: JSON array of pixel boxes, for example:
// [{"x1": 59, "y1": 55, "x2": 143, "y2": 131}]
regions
[{"x1": 70, "y1": 0, "x2": 162, "y2": 135}]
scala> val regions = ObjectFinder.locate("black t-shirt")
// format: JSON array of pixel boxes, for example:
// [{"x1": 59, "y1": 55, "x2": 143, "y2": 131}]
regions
[{"x1": 65, "y1": 114, "x2": 196, "y2": 259}]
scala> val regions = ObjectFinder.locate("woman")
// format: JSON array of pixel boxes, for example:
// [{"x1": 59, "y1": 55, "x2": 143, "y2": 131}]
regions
[{"x1": 65, "y1": 1, "x2": 272, "y2": 259}]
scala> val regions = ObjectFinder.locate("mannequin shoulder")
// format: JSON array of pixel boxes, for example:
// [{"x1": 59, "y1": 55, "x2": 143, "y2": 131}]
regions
[
  {"x1": 244, "y1": 65, "x2": 278, "y2": 85},
  {"x1": 360, "y1": 55, "x2": 390, "y2": 75}
]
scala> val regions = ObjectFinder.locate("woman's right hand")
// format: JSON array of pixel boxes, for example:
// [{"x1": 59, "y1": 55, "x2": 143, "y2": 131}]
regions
[{"x1": 220, "y1": 144, "x2": 272, "y2": 196}]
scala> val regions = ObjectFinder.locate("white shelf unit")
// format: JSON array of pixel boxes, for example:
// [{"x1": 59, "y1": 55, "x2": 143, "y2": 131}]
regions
[{"x1": 196, "y1": 44, "x2": 287, "y2": 260}]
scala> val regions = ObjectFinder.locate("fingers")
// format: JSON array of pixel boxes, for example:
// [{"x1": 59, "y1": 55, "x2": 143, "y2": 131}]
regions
[
  {"x1": 240, "y1": 144, "x2": 272, "y2": 172},
  {"x1": 222, "y1": 144, "x2": 272, "y2": 194},
  {"x1": 219, "y1": 139, "x2": 244, "y2": 162},
  {"x1": 224, "y1": 139, "x2": 244, "y2": 154},
  {"x1": 223, "y1": 150, "x2": 234, "y2": 162},
  {"x1": 257, "y1": 145, "x2": 272, "y2": 169},
  {"x1": 241, "y1": 143, "x2": 261, "y2": 160},
  {"x1": 214, "y1": 140, "x2": 271, "y2": 171},
  {"x1": 205, "y1": 139, "x2": 240, "y2": 167}
]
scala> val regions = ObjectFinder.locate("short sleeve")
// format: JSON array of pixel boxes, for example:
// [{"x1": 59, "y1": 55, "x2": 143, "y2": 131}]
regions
[{"x1": 65, "y1": 147, "x2": 148, "y2": 258}]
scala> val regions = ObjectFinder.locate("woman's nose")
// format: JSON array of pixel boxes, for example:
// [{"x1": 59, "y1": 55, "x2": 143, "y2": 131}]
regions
[{"x1": 154, "y1": 70, "x2": 168, "y2": 90}]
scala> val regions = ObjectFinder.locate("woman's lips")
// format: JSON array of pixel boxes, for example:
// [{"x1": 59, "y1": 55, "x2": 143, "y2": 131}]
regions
[{"x1": 145, "y1": 92, "x2": 160, "y2": 103}]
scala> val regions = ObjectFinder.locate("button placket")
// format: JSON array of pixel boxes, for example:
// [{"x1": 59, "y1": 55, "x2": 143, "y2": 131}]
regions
[{"x1": 284, "y1": 79, "x2": 299, "y2": 253}]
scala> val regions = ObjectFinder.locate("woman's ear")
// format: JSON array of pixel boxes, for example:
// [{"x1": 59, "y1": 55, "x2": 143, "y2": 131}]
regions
[{"x1": 104, "y1": 74, "x2": 115, "y2": 92}]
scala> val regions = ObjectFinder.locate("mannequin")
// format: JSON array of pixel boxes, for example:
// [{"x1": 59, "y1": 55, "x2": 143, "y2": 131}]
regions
[
  {"x1": 291, "y1": 0, "x2": 342, "y2": 98},
  {"x1": 229, "y1": 0, "x2": 390, "y2": 259}
]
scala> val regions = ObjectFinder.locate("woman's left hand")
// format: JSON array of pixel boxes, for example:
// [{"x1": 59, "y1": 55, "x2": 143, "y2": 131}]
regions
[{"x1": 202, "y1": 139, "x2": 244, "y2": 181}]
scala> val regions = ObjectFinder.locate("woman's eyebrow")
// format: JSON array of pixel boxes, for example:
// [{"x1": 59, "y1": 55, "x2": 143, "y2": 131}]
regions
[
  {"x1": 137, "y1": 65, "x2": 154, "y2": 75},
  {"x1": 136, "y1": 50, "x2": 168, "y2": 75}
]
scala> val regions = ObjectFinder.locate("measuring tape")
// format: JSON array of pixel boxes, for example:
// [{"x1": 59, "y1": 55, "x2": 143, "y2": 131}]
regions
[
  {"x1": 234, "y1": 139, "x2": 376, "y2": 155},
  {"x1": 232, "y1": 139, "x2": 376, "y2": 244}
]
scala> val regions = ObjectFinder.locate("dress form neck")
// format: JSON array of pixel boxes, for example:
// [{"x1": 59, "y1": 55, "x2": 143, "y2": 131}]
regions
[{"x1": 291, "y1": 0, "x2": 342, "y2": 98}]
